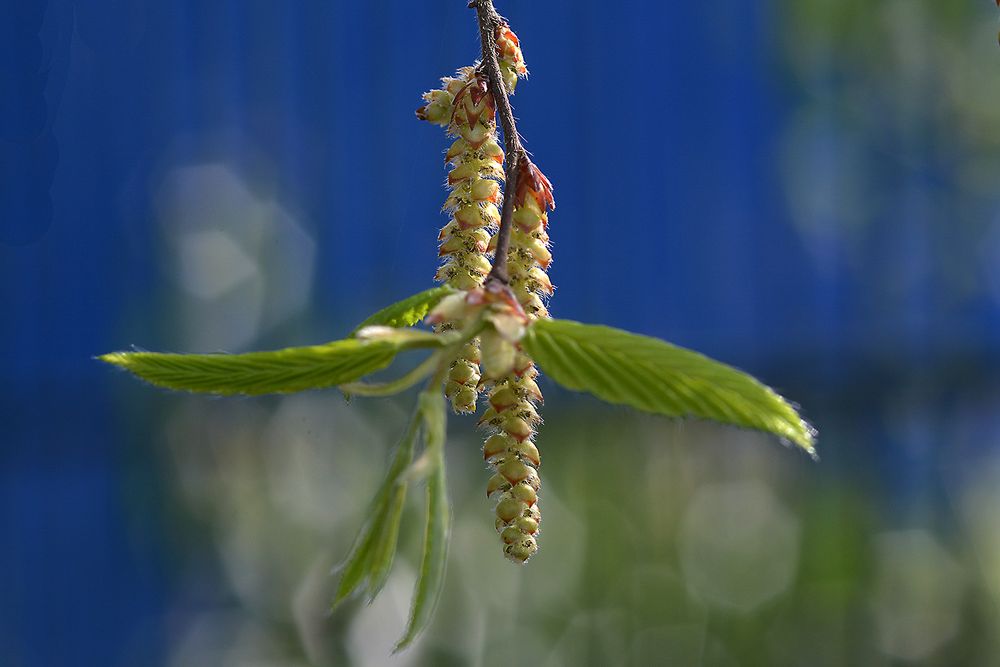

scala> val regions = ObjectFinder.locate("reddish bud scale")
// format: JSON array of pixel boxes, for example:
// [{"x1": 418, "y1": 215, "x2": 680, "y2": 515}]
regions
[{"x1": 495, "y1": 25, "x2": 528, "y2": 94}]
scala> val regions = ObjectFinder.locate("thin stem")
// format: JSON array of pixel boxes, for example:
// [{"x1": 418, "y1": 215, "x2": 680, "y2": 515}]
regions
[
  {"x1": 340, "y1": 353, "x2": 442, "y2": 397},
  {"x1": 473, "y1": 0, "x2": 523, "y2": 287}
]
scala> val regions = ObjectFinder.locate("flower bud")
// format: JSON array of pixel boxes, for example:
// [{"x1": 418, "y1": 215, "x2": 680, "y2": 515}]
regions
[
  {"x1": 524, "y1": 505, "x2": 541, "y2": 523},
  {"x1": 510, "y1": 481, "x2": 537, "y2": 506},
  {"x1": 460, "y1": 122, "x2": 492, "y2": 149},
  {"x1": 448, "y1": 162, "x2": 479, "y2": 185},
  {"x1": 449, "y1": 269, "x2": 481, "y2": 291},
  {"x1": 517, "y1": 402, "x2": 541, "y2": 425},
  {"x1": 513, "y1": 354, "x2": 535, "y2": 377},
  {"x1": 486, "y1": 310, "x2": 527, "y2": 343},
  {"x1": 500, "y1": 526, "x2": 523, "y2": 545},
  {"x1": 489, "y1": 386, "x2": 519, "y2": 412},
  {"x1": 486, "y1": 473, "x2": 510, "y2": 497},
  {"x1": 511, "y1": 439, "x2": 540, "y2": 467},
  {"x1": 459, "y1": 341, "x2": 480, "y2": 363},
  {"x1": 465, "y1": 253, "x2": 492, "y2": 276},
  {"x1": 521, "y1": 292, "x2": 546, "y2": 318},
  {"x1": 502, "y1": 415, "x2": 533, "y2": 442},
  {"x1": 426, "y1": 291, "x2": 474, "y2": 325},
  {"x1": 416, "y1": 89, "x2": 455, "y2": 125},
  {"x1": 496, "y1": 494, "x2": 527, "y2": 523},
  {"x1": 513, "y1": 206, "x2": 544, "y2": 233},
  {"x1": 525, "y1": 238, "x2": 552, "y2": 269},
  {"x1": 444, "y1": 379, "x2": 462, "y2": 399},
  {"x1": 516, "y1": 377, "x2": 542, "y2": 402},
  {"x1": 504, "y1": 535, "x2": 538, "y2": 563},
  {"x1": 449, "y1": 360, "x2": 480, "y2": 385},
  {"x1": 516, "y1": 515, "x2": 539, "y2": 535},
  {"x1": 455, "y1": 203, "x2": 500, "y2": 230},
  {"x1": 499, "y1": 457, "x2": 532, "y2": 484},
  {"x1": 483, "y1": 433, "x2": 512, "y2": 460},
  {"x1": 451, "y1": 386, "x2": 478, "y2": 414},
  {"x1": 528, "y1": 266, "x2": 554, "y2": 294},
  {"x1": 470, "y1": 178, "x2": 500, "y2": 202},
  {"x1": 480, "y1": 330, "x2": 517, "y2": 380}
]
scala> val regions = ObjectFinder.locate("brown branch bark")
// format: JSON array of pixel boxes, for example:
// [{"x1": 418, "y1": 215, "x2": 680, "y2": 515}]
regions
[{"x1": 473, "y1": 0, "x2": 524, "y2": 287}]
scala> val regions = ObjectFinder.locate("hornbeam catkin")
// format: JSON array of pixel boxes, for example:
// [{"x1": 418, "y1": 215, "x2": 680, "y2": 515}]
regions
[
  {"x1": 481, "y1": 157, "x2": 555, "y2": 562},
  {"x1": 420, "y1": 25, "x2": 556, "y2": 563},
  {"x1": 417, "y1": 67, "x2": 504, "y2": 413}
]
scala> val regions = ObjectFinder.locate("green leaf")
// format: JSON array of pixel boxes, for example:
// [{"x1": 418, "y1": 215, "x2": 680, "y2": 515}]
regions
[
  {"x1": 395, "y1": 389, "x2": 450, "y2": 652},
  {"x1": 100, "y1": 335, "x2": 445, "y2": 396},
  {"x1": 522, "y1": 319, "x2": 816, "y2": 455},
  {"x1": 351, "y1": 286, "x2": 456, "y2": 336},
  {"x1": 365, "y1": 480, "x2": 409, "y2": 600},
  {"x1": 333, "y1": 412, "x2": 420, "y2": 606}
]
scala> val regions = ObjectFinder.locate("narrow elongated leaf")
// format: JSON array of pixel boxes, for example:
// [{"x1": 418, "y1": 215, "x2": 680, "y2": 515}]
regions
[
  {"x1": 522, "y1": 319, "x2": 815, "y2": 455},
  {"x1": 351, "y1": 286, "x2": 456, "y2": 336},
  {"x1": 365, "y1": 481, "x2": 409, "y2": 599},
  {"x1": 100, "y1": 335, "x2": 445, "y2": 396},
  {"x1": 395, "y1": 390, "x2": 450, "y2": 652},
  {"x1": 333, "y1": 412, "x2": 420, "y2": 606}
]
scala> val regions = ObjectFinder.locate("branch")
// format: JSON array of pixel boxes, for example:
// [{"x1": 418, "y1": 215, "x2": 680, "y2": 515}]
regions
[{"x1": 473, "y1": 0, "x2": 523, "y2": 287}]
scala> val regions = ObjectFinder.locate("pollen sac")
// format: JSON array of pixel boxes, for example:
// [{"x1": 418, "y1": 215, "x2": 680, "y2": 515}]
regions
[
  {"x1": 450, "y1": 360, "x2": 480, "y2": 385},
  {"x1": 511, "y1": 439, "x2": 540, "y2": 467},
  {"x1": 502, "y1": 415, "x2": 532, "y2": 442},
  {"x1": 471, "y1": 178, "x2": 500, "y2": 202},
  {"x1": 451, "y1": 385, "x2": 479, "y2": 414},
  {"x1": 455, "y1": 203, "x2": 500, "y2": 230},
  {"x1": 504, "y1": 535, "x2": 538, "y2": 563},
  {"x1": 516, "y1": 376, "x2": 543, "y2": 402},
  {"x1": 516, "y1": 515, "x2": 539, "y2": 535},
  {"x1": 486, "y1": 473, "x2": 511, "y2": 497},
  {"x1": 496, "y1": 493, "x2": 527, "y2": 523},
  {"x1": 513, "y1": 206, "x2": 544, "y2": 233},
  {"x1": 499, "y1": 456, "x2": 532, "y2": 484},
  {"x1": 500, "y1": 526, "x2": 523, "y2": 545},
  {"x1": 458, "y1": 342, "x2": 479, "y2": 365},
  {"x1": 444, "y1": 380, "x2": 463, "y2": 400},
  {"x1": 483, "y1": 433, "x2": 512, "y2": 460},
  {"x1": 416, "y1": 89, "x2": 455, "y2": 125},
  {"x1": 489, "y1": 386, "x2": 519, "y2": 412},
  {"x1": 510, "y1": 481, "x2": 537, "y2": 506}
]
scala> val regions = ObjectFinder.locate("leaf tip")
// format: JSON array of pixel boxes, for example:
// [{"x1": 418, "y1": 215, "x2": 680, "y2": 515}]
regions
[
  {"x1": 392, "y1": 634, "x2": 417, "y2": 655},
  {"x1": 98, "y1": 351, "x2": 132, "y2": 368},
  {"x1": 797, "y1": 421, "x2": 819, "y2": 461}
]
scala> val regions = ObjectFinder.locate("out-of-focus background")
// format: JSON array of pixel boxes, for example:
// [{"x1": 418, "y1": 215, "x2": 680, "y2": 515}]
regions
[{"x1": 4, "y1": 1, "x2": 1000, "y2": 665}]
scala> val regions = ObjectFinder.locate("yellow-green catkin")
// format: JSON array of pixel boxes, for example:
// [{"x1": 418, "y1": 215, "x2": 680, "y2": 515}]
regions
[
  {"x1": 417, "y1": 67, "x2": 505, "y2": 413},
  {"x1": 475, "y1": 27, "x2": 557, "y2": 563},
  {"x1": 481, "y1": 158, "x2": 554, "y2": 563}
]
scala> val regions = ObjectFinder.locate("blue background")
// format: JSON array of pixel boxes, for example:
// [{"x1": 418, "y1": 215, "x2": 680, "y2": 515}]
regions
[{"x1": 4, "y1": 2, "x2": 1000, "y2": 665}]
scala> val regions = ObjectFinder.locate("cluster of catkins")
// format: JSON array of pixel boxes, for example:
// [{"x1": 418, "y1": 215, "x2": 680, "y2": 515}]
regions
[{"x1": 418, "y1": 24, "x2": 556, "y2": 563}]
